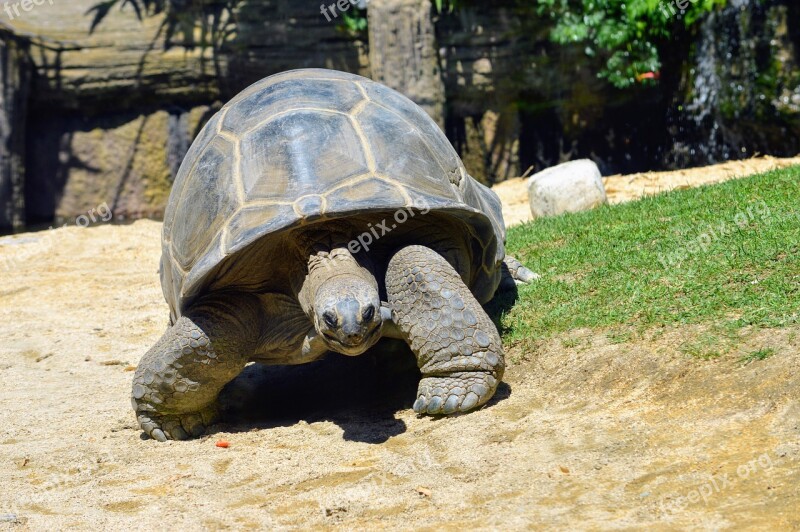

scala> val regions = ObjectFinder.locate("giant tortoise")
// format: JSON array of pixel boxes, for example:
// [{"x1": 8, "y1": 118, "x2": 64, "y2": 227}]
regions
[{"x1": 132, "y1": 68, "x2": 536, "y2": 441}]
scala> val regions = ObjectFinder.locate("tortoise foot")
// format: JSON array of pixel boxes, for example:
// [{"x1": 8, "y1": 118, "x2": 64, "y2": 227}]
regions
[
  {"x1": 413, "y1": 372, "x2": 499, "y2": 415},
  {"x1": 136, "y1": 404, "x2": 219, "y2": 442}
]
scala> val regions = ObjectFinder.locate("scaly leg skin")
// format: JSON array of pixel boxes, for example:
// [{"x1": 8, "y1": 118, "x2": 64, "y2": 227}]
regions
[
  {"x1": 132, "y1": 295, "x2": 262, "y2": 441},
  {"x1": 504, "y1": 256, "x2": 540, "y2": 284},
  {"x1": 499, "y1": 255, "x2": 539, "y2": 292},
  {"x1": 386, "y1": 245, "x2": 505, "y2": 415}
]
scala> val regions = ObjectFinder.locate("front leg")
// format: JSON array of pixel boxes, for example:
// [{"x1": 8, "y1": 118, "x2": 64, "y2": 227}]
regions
[
  {"x1": 386, "y1": 245, "x2": 505, "y2": 415},
  {"x1": 132, "y1": 294, "x2": 262, "y2": 441}
]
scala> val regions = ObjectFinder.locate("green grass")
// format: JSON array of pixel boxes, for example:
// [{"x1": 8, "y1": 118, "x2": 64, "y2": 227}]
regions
[
  {"x1": 739, "y1": 348, "x2": 777, "y2": 365},
  {"x1": 678, "y1": 334, "x2": 730, "y2": 360},
  {"x1": 500, "y1": 165, "x2": 800, "y2": 347}
]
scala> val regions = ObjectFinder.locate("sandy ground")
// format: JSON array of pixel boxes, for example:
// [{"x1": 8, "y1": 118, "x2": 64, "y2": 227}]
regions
[
  {"x1": 1, "y1": 215, "x2": 798, "y2": 529},
  {"x1": 495, "y1": 155, "x2": 800, "y2": 226}
]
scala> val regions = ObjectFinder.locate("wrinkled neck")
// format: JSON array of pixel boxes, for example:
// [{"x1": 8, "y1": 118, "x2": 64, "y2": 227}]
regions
[{"x1": 296, "y1": 247, "x2": 375, "y2": 315}]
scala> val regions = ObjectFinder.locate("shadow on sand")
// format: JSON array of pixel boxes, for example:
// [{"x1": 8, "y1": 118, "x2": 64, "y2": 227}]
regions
[
  {"x1": 213, "y1": 278, "x2": 521, "y2": 443},
  {"x1": 217, "y1": 339, "x2": 418, "y2": 444},
  {"x1": 217, "y1": 346, "x2": 512, "y2": 444}
]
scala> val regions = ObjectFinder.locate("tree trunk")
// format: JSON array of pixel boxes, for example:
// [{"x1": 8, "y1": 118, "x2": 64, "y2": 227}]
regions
[
  {"x1": 0, "y1": 34, "x2": 31, "y2": 232},
  {"x1": 367, "y1": 0, "x2": 446, "y2": 130}
]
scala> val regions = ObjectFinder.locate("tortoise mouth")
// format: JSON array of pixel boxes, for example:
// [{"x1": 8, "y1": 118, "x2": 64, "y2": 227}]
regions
[{"x1": 322, "y1": 324, "x2": 381, "y2": 355}]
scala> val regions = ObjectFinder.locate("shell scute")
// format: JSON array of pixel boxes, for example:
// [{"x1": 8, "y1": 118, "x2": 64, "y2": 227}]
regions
[
  {"x1": 170, "y1": 136, "x2": 238, "y2": 271},
  {"x1": 163, "y1": 111, "x2": 222, "y2": 241},
  {"x1": 361, "y1": 82, "x2": 464, "y2": 186},
  {"x1": 224, "y1": 203, "x2": 297, "y2": 253},
  {"x1": 239, "y1": 111, "x2": 370, "y2": 205},
  {"x1": 223, "y1": 78, "x2": 365, "y2": 136},
  {"x1": 355, "y1": 102, "x2": 455, "y2": 200},
  {"x1": 324, "y1": 176, "x2": 408, "y2": 213}
]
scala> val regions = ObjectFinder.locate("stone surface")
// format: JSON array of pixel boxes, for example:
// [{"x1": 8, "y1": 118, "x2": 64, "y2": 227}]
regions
[
  {"x1": 0, "y1": 0, "x2": 797, "y2": 226},
  {"x1": 666, "y1": 1, "x2": 800, "y2": 166},
  {"x1": 4, "y1": 0, "x2": 370, "y2": 109},
  {"x1": 368, "y1": 0, "x2": 445, "y2": 129},
  {"x1": 2, "y1": 0, "x2": 369, "y2": 225},
  {"x1": 527, "y1": 159, "x2": 607, "y2": 218},
  {"x1": 25, "y1": 105, "x2": 215, "y2": 224},
  {"x1": 437, "y1": 1, "x2": 800, "y2": 182},
  {"x1": 0, "y1": 32, "x2": 31, "y2": 231}
]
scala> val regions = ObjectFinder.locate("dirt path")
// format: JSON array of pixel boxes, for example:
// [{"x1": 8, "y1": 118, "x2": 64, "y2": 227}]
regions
[
  {"x1": 1, "y1": 220, "x2": 798, "y2": 529},
  {"x1": 494, "y1": 155, "x2": 800, "y2": 226}
]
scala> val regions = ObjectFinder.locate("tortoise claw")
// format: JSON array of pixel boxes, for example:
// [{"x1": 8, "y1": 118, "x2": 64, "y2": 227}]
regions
[
  {"x1": 136, "y1": 405, "x2": 218, "y2": 442},
  {"x1": 414, "y1": 373, "x2": 497, "y2": 415}
]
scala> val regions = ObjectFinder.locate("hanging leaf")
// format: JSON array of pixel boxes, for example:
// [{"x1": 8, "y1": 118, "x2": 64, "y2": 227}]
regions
[{"x1": 536, "y1": 0, "x2": 727, "y2": 88}]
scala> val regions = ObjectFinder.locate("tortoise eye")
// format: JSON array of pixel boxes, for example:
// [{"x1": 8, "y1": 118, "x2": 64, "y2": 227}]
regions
[
  {"x1": 323, "y1": 311, "x2": 339, "y2": 328},
  {"x1": 362, "y1": 305, "x2": 375, "y2": 322}
]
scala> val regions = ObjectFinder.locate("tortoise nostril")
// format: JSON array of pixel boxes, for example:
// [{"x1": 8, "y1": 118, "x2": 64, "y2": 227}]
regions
[{"x1": 346, "y1": 332, "x2": 363, "y2": 342}]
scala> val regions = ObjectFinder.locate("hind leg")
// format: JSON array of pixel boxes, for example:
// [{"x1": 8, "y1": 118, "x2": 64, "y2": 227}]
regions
[
  {"x1": 132, "y1": 295, "x2": 262, "y2": 441},
  {"x1": 498, "y1": 255, "x2": 539, "y2": 292},
  {"x1": 386, "y1": 245, "x2": 504, "y2": 414},
  {"x1": 504, "y1": 256, "x2": 539, "y2": 283}
]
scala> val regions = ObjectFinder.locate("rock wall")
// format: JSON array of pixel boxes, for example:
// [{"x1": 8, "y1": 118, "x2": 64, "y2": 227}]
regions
[
  {"x1": 368, "y1": 0, "x2": 445, "y2": 129},
  {"x1": 6, "y1": 0, "x2": 368, "y2": 227},
  {"x1": 0, "y1": 30, "x2": 31, "y2": 231},
  {"x1": 435, "y1": 1, "x2": 799, "y2": 182},
  {"x1": 435, "y1": 4, "x2": 668, "y2": 182},
  {"x1": 0, "y1": 0, "x2": 797, "y2": 228},
  {"x1": 24, "y1": 105, "x2": 214, "y2": 224},
  {"x1": 667, "y1": 0, "x2": 800, "y2": 166}
]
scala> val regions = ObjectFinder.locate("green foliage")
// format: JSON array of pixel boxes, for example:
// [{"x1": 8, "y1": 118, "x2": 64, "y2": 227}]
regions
[
  {"x1": 433, "y1": 0, "x2": 461, "y2": 13},
  {"x1": 339, "y1": 9, "x2": 368, "y2": 37},
  {"x1": 534, "y1": 0, "x2": 728, "y2": 88}
]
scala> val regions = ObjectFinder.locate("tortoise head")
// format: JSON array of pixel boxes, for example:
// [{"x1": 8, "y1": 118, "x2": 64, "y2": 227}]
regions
[{"x1": 304, "y1": 248, "x2": 382, "y2": 356}]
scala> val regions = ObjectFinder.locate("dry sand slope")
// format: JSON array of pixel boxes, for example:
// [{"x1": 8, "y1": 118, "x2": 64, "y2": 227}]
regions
[{"x1": 1, "y1": 217, "x2": 799, "y2": 526}]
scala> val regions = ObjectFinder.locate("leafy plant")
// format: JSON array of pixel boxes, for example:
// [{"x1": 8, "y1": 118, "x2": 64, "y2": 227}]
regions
[
  {"x1": 534, "y1": 0, "x2": 728, "y2": 88},
  {"x1": 340, "y1": 9, "x2": 368, "y2": 37},
  {"x1": 433, "y1": 0, "x2": 461, "y2": 13},
  {"x1": 86, "y1": 0, "x2": 164, "y2": 33}
]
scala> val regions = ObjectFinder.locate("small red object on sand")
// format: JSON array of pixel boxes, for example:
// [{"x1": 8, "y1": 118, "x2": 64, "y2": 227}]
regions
[{"x1": 216, "y1": 440, "x2": 230, "y2": 448}]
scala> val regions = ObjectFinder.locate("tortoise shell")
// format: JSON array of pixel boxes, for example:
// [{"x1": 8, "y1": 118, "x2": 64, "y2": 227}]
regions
[{"x1": 160, "y1": 69, "x2": 506, "y2": 320}]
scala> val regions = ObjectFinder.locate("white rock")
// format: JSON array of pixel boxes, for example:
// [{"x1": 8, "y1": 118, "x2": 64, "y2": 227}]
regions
[{"x1": 527, "y1": 159, "x2": 607, "y2": 218}]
